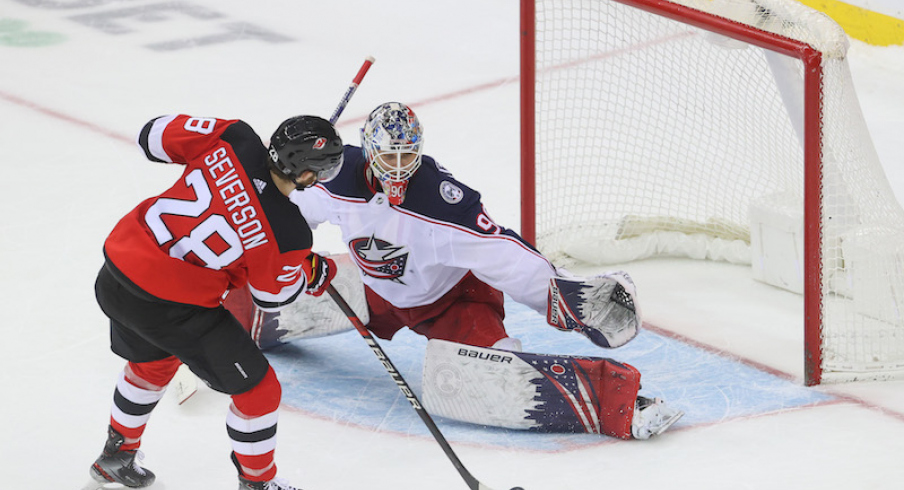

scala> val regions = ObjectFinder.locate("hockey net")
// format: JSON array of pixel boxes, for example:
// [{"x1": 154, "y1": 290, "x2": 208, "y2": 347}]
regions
[{"x1": 520, "y1": 0, "x2": 904, "y2": 384}]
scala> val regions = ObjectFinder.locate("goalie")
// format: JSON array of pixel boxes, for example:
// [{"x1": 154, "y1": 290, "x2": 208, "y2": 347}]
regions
[{"x1": 224, "y1": 102, "x2": 682, "y2": 440}]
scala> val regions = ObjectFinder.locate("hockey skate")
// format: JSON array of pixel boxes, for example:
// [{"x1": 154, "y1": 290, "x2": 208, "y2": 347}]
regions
[
  {"x1": 631, "y1": 396, "x2": 684, "y2": 440},
  {"x1": 89, "y1": 426, "x2": 156, "y2": 488},
  {"x1": 238, "y1": 475, "x2": 302, "y2": 490}
]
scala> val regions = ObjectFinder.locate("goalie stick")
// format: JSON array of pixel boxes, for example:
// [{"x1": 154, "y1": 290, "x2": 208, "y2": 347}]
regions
[{"x1": 328, "y1": 285, "x2": 523, "y2": 490}]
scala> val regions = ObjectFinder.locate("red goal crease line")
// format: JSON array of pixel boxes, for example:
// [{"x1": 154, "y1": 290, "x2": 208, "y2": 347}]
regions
[{"x1": 644, "y1": 321, "x2": 904, "y2": 424}]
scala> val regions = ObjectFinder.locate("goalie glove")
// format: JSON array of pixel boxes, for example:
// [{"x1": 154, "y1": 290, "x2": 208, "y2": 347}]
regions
[
  {"x1": 546, "y1": 271, "x2": 641, "y2": 348},
  {"x1": 302, "y1": 252, "x2": 336, "y2": 297}
]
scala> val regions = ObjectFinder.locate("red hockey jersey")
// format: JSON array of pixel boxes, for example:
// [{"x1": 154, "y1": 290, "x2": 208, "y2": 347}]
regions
[{"x1": 103, "y1": 114, "x2": 312, "y2": 310}]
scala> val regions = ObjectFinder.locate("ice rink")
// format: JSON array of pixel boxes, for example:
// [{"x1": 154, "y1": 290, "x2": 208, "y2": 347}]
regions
[{"x1": 2, "y1": 1, "x2": 904, "y2": 489}]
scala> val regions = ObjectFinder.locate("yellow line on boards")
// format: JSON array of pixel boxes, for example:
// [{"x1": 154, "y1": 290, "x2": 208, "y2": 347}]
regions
[{"x1": 797, "y1": 0, "x2": 904, "y2": 46}]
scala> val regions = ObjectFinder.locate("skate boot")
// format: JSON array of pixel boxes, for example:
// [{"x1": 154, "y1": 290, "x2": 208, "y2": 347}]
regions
[
  {"x1": 631, "y1": 396, "x2": 684, "y2": 440},
  {"x1": 234, "y1": 452, "x2": 302, "y2": 490},
  {"x1": 89, "y1": 426, "x2": 156, "y2": 488},
  {"x1": 238, "y1": 475, "x2": 302, "y2": 490}
]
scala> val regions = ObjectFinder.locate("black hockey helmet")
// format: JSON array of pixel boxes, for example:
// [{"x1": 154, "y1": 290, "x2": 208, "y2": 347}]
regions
[{"x1": 268, "y1": 115, "x2": 344, "y2": 186}]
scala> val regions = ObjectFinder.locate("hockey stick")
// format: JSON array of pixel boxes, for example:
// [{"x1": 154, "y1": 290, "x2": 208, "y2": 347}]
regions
[
  {"x1": 329, "y1": 55, "x2": 375, "y2": 125},
  {"x1": 328, "y1": 285, "x2": 522, "y2": 490}
]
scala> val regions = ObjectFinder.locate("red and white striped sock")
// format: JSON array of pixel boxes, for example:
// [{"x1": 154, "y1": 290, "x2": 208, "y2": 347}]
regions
[
  {"x1": 229, "y1": 366, "x2": 281, "y2": 482},
  {"x1": 109, "y1": 357, "x2": 180, "y2": 450}
]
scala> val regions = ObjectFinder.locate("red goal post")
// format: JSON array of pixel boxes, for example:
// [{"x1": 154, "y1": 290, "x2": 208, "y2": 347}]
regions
[{"x1": 520, "y1": 0, "x2": 904, "y2": 385}]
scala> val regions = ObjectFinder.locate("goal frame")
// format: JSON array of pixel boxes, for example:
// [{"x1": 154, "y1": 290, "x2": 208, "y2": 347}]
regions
[{"x1": 519, "y1": 0, "x2": 827, "y2": 385}]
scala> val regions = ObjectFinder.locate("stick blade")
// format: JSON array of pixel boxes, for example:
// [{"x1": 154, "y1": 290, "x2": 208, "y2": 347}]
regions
[{"x1": 171, "y1": 363, "x2": 198, "y2": 405}]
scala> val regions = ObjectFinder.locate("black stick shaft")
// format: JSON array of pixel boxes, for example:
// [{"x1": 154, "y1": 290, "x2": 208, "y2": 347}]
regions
[{"x1": 327, "y1": 285, "x2": 493, "y2": 490}]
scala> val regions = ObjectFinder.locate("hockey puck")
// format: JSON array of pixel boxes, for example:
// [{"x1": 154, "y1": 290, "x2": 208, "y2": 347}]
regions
[{"x1": 510, "y1": 487, "x2": 525, "y2": 490}]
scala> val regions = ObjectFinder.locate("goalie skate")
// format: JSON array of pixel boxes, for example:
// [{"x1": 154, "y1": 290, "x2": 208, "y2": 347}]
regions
[{"x1": 631, "y1": 396, "x2": 684, "y2": 440}]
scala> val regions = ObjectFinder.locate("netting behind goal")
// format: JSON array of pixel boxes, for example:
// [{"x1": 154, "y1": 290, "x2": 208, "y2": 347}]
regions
[{"x1": 521, "y1": 0, "x2": 904, "y2": 384}]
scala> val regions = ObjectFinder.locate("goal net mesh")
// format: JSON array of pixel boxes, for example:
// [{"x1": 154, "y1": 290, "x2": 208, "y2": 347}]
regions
[{"x1": 531, "y1": 0, "x2": 904, "y2": 382}]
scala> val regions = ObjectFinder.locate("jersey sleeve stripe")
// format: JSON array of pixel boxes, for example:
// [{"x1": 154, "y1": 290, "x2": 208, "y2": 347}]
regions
[
  {"x1": 249, "y1": 281, "x2": 305, "y2": 312},
  {"x1": 137, "y1": 114, "x2": 177, "y2": 163}
]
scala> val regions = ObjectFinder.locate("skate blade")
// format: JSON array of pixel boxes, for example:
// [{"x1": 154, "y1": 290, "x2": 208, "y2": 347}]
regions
[
  {"x1": 172, "y1": 363, "x2": 198, "y2": 405},
  {"x1": 652, "y1": 410, "x2": 685, "y2": 437},
  {"x1": 80, "y1": 479, "x2": 127, "y2": 490}
]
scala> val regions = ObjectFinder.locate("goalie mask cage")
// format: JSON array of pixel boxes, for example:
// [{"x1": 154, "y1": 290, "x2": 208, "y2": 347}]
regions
[{"x1": 520, "y1": 0, "x2": 904, "y2": 385}]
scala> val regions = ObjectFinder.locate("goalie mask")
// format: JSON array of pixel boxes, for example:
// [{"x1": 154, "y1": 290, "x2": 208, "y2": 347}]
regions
[
  {"x1": 269, "y1": 115, "x2": 344, "y2": 189},
  {"x1": 361, "y1": 102, "x2": 424, "y2": 205}
]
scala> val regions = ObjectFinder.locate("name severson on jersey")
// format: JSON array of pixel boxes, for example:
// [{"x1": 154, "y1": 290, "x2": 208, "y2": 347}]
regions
[{"x1": 204, "y1": 146, "x2": 268, "y2": 250}]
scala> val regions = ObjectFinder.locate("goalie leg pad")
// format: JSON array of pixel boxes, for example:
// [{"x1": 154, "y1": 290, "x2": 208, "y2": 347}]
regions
[{"x1": 422, "y1": 339, "x2": 641, "y2": 437}]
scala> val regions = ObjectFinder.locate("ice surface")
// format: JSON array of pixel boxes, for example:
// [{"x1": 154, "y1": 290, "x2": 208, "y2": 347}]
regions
[{"x1": 2, "y1": 1, "x2": 903, "y2": 489}]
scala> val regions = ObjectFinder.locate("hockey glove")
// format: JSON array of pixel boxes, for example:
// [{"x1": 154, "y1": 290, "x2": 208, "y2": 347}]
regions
[
  {"x1": 546, "y1": 271, "x2": 641, "y2": 348},
  {"x1": 303, "y1": 253, "x2": 336, "y2": 297}
]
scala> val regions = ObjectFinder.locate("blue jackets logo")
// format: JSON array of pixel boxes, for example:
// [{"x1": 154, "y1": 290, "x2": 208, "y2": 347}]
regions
[
  {"x1": 349, "y1": 235, "x2": 409, "y2": 283},
  {"x1": 440, "y1": 180, "x2": 463, "y2": 204}
]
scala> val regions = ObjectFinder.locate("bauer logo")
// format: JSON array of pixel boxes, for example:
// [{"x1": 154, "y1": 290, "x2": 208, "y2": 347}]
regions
[
  {"x1": 548, "y1": 284, "x2": 561, "y2": 321},
  {"x1": 313, "y1": 137, "x2": 327, "y2": 150},
  {"x1": 457, "y1": 348, "x2": 513, "y2": 364}
]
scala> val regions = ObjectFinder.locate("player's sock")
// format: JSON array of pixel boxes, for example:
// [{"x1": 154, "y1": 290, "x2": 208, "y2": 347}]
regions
[{"x1": 229, "y1": 367, "x2": 281, "y2": 482}]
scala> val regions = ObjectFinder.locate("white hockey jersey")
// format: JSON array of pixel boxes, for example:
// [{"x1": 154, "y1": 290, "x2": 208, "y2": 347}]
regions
[{"x1": 290, "y1": 145, "x2": 557, "y2": 313}]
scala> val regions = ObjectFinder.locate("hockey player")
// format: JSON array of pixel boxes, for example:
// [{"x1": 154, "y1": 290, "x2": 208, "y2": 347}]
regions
[
  {"x1": 226, "y1": 102, "x2": 682, "y2": 440},
  {"x1": 88, "y1": 114, "x2": 342, "y2": 490}
]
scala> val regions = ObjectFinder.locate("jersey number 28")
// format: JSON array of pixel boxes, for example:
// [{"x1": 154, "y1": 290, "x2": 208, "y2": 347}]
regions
[{"x1": 144, "y1": 169, "x2": 243, "y2": 270}]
